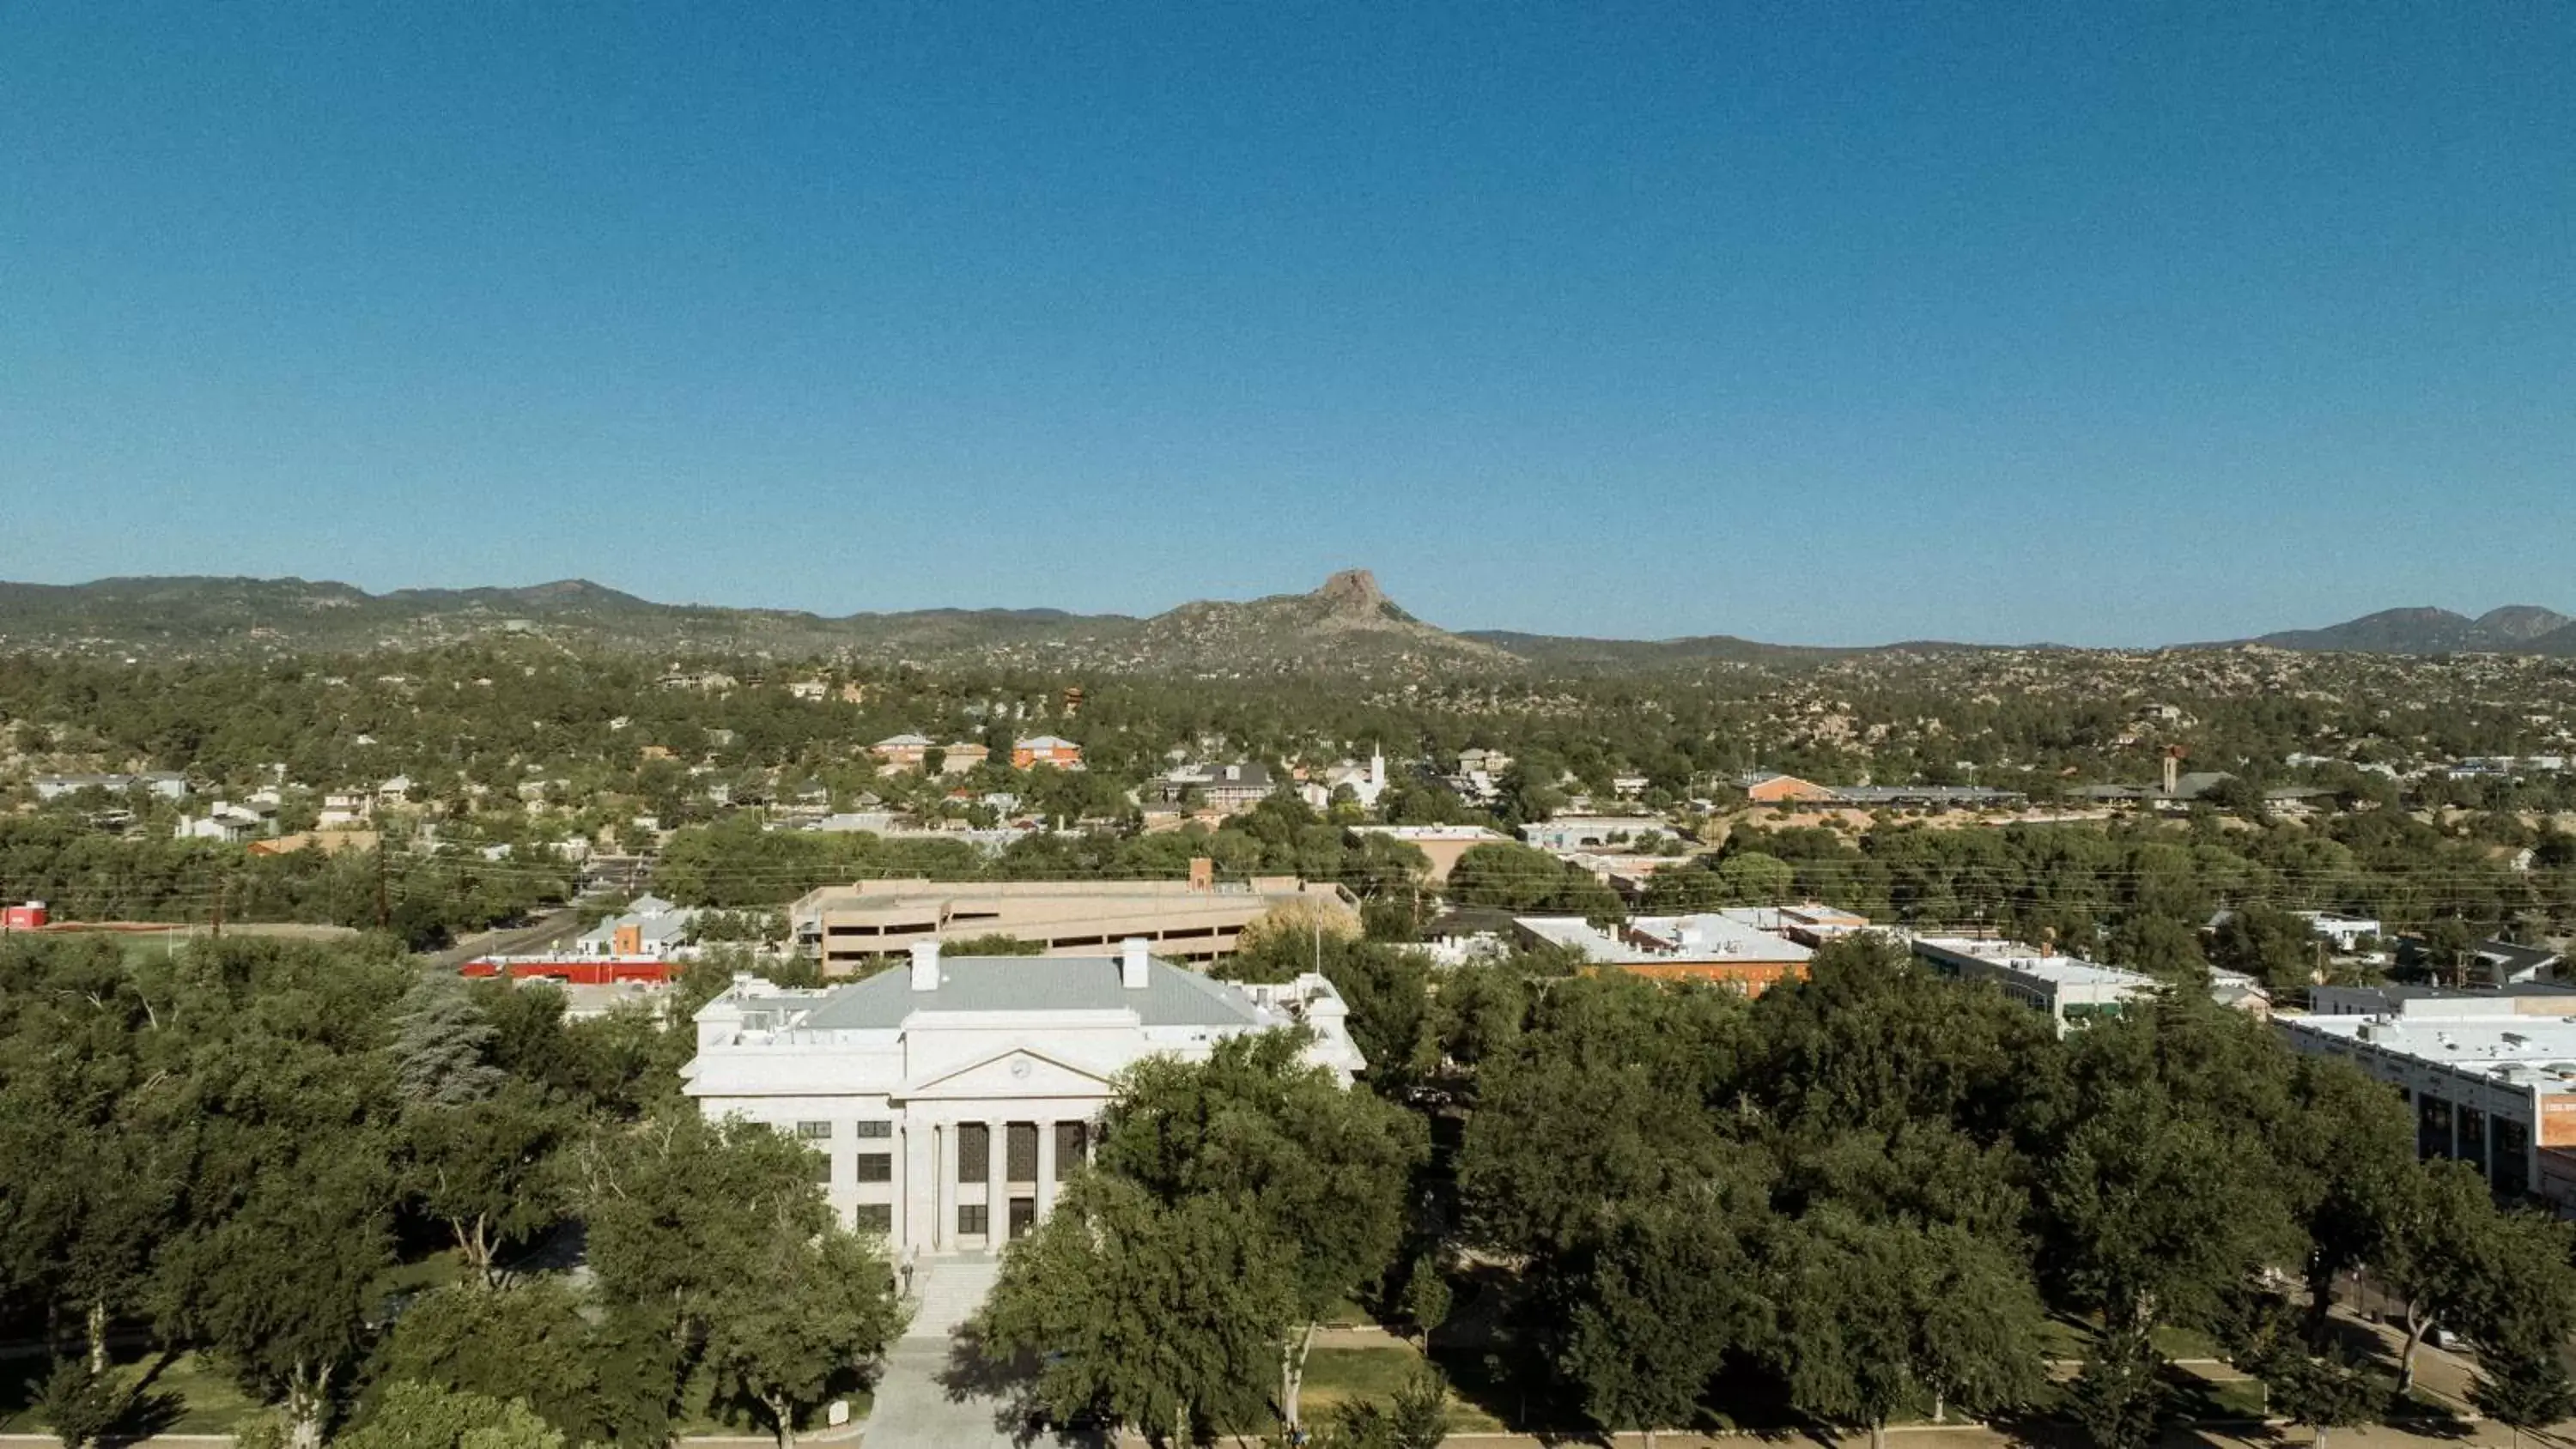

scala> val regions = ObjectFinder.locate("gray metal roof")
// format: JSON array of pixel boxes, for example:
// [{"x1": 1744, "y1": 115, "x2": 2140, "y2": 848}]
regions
[{"x1": 797, "y1": 955, "x2": 1267, "y2": 1030}]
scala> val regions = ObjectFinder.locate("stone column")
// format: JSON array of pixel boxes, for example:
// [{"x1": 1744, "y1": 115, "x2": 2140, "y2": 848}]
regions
[
  {"x1": 1035, "y1": 1118, "x2": 1058, "y2": 1222},
  {"x1": 934, "y1": 1123, "x2": 954, "y2": 1251},
  {"x1": 987, "y1": 1119, "x2": 1007, "y2": 1241},
  {"x1": 902, "y1": 1121, "x2": 934, "y2": 1256}
]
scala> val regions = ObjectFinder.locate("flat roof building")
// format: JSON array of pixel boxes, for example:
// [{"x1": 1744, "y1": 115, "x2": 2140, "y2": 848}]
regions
[
  {"x1": 1519, "y1": 815, "x2": 1668, "y2": 852},
  {"x1": 684, "y1": 938, "x2": 1362, "y2": 1255},
  {"x1": 1346, "y1": 824, "x2": 1506, "y2": 882},
  {"x1": 1717, "y1": 903, "x2": 1874, "y2": 947},
  {"x1": 1515, "y1": 912, "x2": 1813, "y2": 995},
  {"x1": 2281, "y1": 991, "x2": 2576, "y2": 1203},
  {"x1": 1911, "y1": 936, "x2": 2160, "y2": 1034},
  {"x1": 787, "y1": 876, "x2": 1357, "y2": 976}
]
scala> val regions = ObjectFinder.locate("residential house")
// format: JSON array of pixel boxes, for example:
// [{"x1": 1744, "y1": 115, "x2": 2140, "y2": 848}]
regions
[
  {"x1": 173, "y1": 800, "x2": 276, "y2": 845},
  {"x1": 872, "y1": 735, "x2": 936, "y2": 772},
  {"x1": 1156, "y1": 762, "x2": 1278, "y2": 814},
  {"x1": 938, "y1": 743, "x2": 992, "y2": 775},
  {"x1": 1013, "y1": 737, "x2": 1084, "y2": 771},
  {"x1": 32, "y1": 772, "x2": 188, "y2": 802}
]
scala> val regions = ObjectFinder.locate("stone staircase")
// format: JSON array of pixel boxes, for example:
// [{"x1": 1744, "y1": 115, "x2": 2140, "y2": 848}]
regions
[{"x1": 902, "y1": 1252, "x2": 1004, "y2": 1341}]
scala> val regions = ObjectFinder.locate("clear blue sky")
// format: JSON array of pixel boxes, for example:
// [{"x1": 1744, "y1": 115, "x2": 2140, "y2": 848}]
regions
[{"x1": 4, "y1": 3, "x2": 2570, "y2": 646}]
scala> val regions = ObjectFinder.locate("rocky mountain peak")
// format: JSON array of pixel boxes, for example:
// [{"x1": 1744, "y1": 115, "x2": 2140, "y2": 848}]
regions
[
  {"x1": 2476, "y1": 605, "x2": 2574, "y2": 641},
  {"x1": 1314, "y1": 568, "x2": 1391, "y2": 617}
]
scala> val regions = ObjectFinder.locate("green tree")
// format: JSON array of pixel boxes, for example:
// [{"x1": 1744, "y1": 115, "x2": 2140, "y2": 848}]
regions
[
  {"x1": 2040, "y1": 1087, "x2": 2289, "y2": 1444},
  {"x1": 336, "y1": 1381, "x2": 564, "y2": 1449},
  {"x1": 2262, "y1": 1344, "x2": 2378, "y2": 1446},
  {"x1": 1771, "y1": 1210, "x2": 2045, "y2": 1449},
  {"x1": 2208, "y1": 906, "x2": 2320, "y2": 993},
  {"x1": 1319, "y1": 943, "x2": 1433, "y2": 1097},
  {"x1": 981, "y1": 1174, "x2": 1291, "y2": 1446},
  {"x1": 1090, "y1": 1031, "x2": 1427, "y2": 1433},
  {"x1": 373, "y1": 1281, "x2": 669, "y2": 1449},
  {"x1": 159, "y1": 1143, "x2": 398, "y2": 1449},
  {"x1": 404, "y1": 1081, "x2": 576, "y2": 1287},
  {"x1": 2065, "y1": 1328, "x2": 2163, "y2": 1449},
  {"x1": 1561, "y1": 1193, "x2": 1761, "y2": 1449},
  {"x1": 701, "y1": 1213, "x2": 898, "y2": 1449},
  {"x1": 942, "y1": 932, "x2": 1045, "y2": 955},
  {"x1": 36, "y1": 1360, "x2": 120, "y2": 1449},
  {"x1": 391, "y1": 972, "x2": 504, "y2": 1107},
  {"x1": 1397, "y1": 1252, "x2": 1450, "y2": 1348},
  {"x1": 1310, "y1": 1364, "x2": 1449, "y2": 1449},
  {"x1": 2473, "y1": 1344, "x2": 2576, "y2": 1449},
  {"x1": 1713, "y1": 850, "x2": 1795, "y2": 904},
  {"x1": 578, "y1": 1108, "x2": 872, "y2": 1437},
  {"x1": 2373, "y1": 1160, "x2": 2497, "y2": 1392}
]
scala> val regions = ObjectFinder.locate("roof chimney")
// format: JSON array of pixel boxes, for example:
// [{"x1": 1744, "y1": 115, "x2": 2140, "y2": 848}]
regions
[
  {"x1": 909, "y1": 938, "x2": 942, "y2": 992},
  {"x1": 1121, "y1": 937, "x2": 1151, "y2": 990},
  {"x1": 1188, "y1": 857, "x2": 1213, "y2": 892}
]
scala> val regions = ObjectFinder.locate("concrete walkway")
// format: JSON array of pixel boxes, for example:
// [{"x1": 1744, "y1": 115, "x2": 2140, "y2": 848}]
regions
[{"x1": 862, "y1": 1254, "x2": 1105, "y2": 1449}]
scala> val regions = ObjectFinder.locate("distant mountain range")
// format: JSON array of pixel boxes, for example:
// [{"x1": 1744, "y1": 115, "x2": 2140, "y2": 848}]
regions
[
  {"x1": 0, "y1": 570, "x2": 1533, "y2": 674},
  {"x1": 2, "y1": 573, "x2": 2572, "y2": 670},
  {"x1": 2250, "y1": 606, "x2": 2576, "y2": 655}
]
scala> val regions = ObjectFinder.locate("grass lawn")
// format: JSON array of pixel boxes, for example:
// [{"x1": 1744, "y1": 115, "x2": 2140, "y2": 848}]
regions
[
  {"x1": 1298, "y1": 1345, "x2": 1505, "y2": 1433},
  {"x1": 2040, "y1": 1313, "x2": 2229, "y2": 1366},
  {"x1": 2148, "y1": 1323, "x2": 2231, "y2": 1362},
  {"x1": 669, "y1": 1360, "x2": 872, "y2": 1438},
  {"x1": 0, "y1": 1349, "x2": 265, "y2": 1436}
]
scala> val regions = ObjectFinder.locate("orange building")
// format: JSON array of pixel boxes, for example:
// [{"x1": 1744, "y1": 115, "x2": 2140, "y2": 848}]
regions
[
  {"x1": 1013, "y1": 735, "x2": 1084, "y2": 770},
  {"x1": 1742, "y1": 772, "x2": 1836, "y2": 804},
  {"x1": 1512, "y1": 912, "x2": 1814, "y2": 996}
]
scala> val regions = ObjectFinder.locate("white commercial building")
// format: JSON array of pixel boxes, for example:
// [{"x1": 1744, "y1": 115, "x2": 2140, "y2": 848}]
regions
[
  {"x1": 2284, "y1": 988, "x2": 2576, "y2": 1203},
  {"x1": 576, "y1": 894, "x2": 700, "y2": 959},
  {"x1": 683, "y1": 938, "x2": 1364, "y2": 1256},
  {"x1": 1911, "y1": 936, "x2": 2160, "y2": 1034},
  {"x1": 2296, "y1": 912, "x2": 2384, "y2": 952},
  {"x1": 1518, "y1": 815, "x2": 1668, "y2": 852}
]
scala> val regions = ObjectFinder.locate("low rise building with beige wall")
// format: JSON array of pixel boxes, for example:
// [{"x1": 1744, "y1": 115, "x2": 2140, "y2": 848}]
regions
[
  {"x1": 788, "y1": 876, "x2": 1357, "y2": 976},
  {"x1": 1348, "y1": 824, "x2": 1506, "y2": 882}
]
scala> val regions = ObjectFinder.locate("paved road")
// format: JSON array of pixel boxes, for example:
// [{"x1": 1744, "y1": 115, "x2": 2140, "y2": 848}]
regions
[{"x1": 426, "y1": 907, "x2": 583, "y2": 970}]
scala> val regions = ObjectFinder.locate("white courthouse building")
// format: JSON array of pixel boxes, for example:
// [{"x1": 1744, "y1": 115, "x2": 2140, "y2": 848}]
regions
[{"x1": 683, "y1": 938, "x2": 1364, "y2": 1256}]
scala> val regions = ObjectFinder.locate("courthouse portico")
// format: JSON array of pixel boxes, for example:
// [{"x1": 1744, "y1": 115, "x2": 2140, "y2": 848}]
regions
[{"x1": 683, "y1": 937, "x2": 1364, "y2": 1256}]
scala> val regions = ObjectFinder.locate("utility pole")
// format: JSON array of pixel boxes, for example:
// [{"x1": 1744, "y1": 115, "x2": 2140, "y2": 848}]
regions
[
  {"x1": 210, "y1": 871, "x2": 225, "y2": 941},
  {"x1": 376, "y1": 846, "x2": 391, "y2": 933}
]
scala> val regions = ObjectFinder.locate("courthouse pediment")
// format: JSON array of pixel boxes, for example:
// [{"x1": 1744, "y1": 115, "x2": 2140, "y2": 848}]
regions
[{"x1": 898, "y1": 1043, "x2": 1119, "y2": 1100}]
